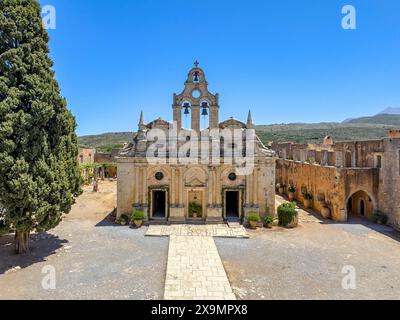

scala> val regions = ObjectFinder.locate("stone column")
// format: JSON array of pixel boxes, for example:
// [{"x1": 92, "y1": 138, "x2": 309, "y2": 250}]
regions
[
  {"x1": 209, "y1": 105, "x2": 219, "y2": 129},
  {"x1": 253, "y1": 168, "x2": 258, "y2": 204},
  {"x1": 191, "y1": 105, "x2": 200, "y2": 134},
  {"x1": 206, "y1": 166, "x2": 223, "y2": 223},
  {"x1": 134, "y1": 165, "x2": 139, "y2": 205},
  {"x1": 173, "y1": 105, "x2": 182, "y2": 130},
  {"x1": 142, "y1": 167, "x2": 148, "y2": 213},
  {"x1": 170, "y1": 166, "x2": 185, "y2": 223},
  {"x1": 171, "y1": 167, "x2": 176, "y2": 206}
]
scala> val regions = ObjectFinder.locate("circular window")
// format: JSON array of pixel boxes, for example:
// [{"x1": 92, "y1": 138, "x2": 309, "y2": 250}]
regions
[
  {"x1": 228, "y1": 173, "x2": 237, "y2": 181},
  {"x1": 155, "y1": 172, "x2": 164, "y2": 181},
  {"x1": 192, "y1": 90, "x2": 201, "y2": 98}
]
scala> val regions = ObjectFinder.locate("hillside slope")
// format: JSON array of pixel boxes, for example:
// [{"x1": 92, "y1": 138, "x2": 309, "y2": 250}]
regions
[
  {"x1": 79, "y1": 123, "x2": 397, "y2": 150},
  {"x1": 79, "y1": 132, "x2": 133, "y2": 152},
  {"x1": 347, "y1": 114, "x2": 400, "y2": 125}
]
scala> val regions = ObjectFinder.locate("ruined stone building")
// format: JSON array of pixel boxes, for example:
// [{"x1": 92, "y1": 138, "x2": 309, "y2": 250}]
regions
[
  {"x1": 116, "y1": 64, "x2": 276, "y2": 223},
  {"x1": 271, "y1": 131, "x2": 400, "y2": 229}
]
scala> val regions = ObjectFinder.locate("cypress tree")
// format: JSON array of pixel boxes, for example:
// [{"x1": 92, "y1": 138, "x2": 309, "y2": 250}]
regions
[{"x1": 0, "y1": 0, "x2": 81, "y2": 253}]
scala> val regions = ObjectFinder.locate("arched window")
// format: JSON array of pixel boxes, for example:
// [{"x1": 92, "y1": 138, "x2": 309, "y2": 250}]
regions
[
  {"x1": 200, "y1": 101, "x2": 209, "y2": 129},
  {"x1": 193, "y1": 71, "x2": 200, "y2": 83},
  {"x1": 182, "y1": 102, "x2": 191, "y2": 129}
]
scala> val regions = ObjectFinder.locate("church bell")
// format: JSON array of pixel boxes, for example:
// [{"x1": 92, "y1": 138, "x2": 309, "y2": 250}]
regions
[
  {"x1": 201, "y1": 102, "x2": 208, "y2": 116},
  {"x1": 184, "y1": 103, "x2": 190, "y2": 115}
]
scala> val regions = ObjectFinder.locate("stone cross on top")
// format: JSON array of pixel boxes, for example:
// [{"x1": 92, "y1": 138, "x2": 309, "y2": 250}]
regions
[{"x1": 194, "y1": 60, "x2": 199, "y2": 68}]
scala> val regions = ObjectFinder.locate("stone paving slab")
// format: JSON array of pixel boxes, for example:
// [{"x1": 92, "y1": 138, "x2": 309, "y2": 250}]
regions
[
  {"x1": 146, "y1": 224, "x2": 248, "y2": 238},
  {"x1": 164, "y1": 235, "x2": 236, "y2": 300}
]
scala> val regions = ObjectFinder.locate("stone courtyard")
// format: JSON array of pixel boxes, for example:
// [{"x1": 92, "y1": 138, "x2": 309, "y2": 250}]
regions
[{"x1": 1, "y1": 180, "x2": 400, "y2": 300}]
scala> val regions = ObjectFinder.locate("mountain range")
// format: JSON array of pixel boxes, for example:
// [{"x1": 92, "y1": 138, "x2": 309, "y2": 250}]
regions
[{"x1": 79, "y1": 108, "x2": 400, "y2": 150}]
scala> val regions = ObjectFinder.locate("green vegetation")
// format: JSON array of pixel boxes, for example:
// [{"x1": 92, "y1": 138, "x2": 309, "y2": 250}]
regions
[
  {"x1": 247, "y1": 212, "x2": 260, "y2": 222},
  {"x1": 131, "y1": 210, "x2": 145, "y2": 221},
  {"x1": 78, "y1": 132, "x2": 132, "y2": 152},
  {"x1": 369, "y1": 211, "x2": 389, "y2": 225},
  {"x1": 278, "y1": 202, "x2": 298, "y2": 227},
  {"x1": 0, "y1": 0, "x2": 81, "y2": 253},
  {"x1": 264, "y1": 215, "x2": 275, "y2": 226},
  {"x1": 117, "y1": 214, "x2": 130, "y2": 225},
  {"x1": 303, "y1": 192, "x2": 313, "y2": 200},
  {"x1": 78, "y1": 121, "x2": 399, "y2": 150},
  {"x1": 256, "y1": 123, "x2": 397, "y2": 145},
  {"x1": 347, "y1": 114, "x2": 400, "y2": 125},
  {"x1": 188, "y1": 202, "x2": 202, "y2": 218}
]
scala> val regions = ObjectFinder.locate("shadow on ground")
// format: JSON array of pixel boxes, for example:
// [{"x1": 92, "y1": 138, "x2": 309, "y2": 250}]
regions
[
  {"x1": 95, "y1": 209, "x2": 120, "y2": 227},
  {"x1": 0, "y1": 233, "x2": 68, "y2": 275}
]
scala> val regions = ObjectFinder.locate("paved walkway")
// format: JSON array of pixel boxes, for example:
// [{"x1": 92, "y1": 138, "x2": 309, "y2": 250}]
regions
[
  {"x1": 164, "y1": 235, "x2": 236, "y2": 300},
  {"x1": 146, "y1": 224, "x2": 248, "y2": 238}
]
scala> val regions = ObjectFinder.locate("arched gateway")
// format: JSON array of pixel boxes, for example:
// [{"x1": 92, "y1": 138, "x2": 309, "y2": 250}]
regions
[{"x1": 346, "y1": 190, "x2": 375, "y2": 219}]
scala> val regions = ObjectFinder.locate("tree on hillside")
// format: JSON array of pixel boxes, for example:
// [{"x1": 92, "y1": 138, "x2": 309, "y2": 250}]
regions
[{"x1": 0, "y1": 0, "x2": 81, "y2": 253}]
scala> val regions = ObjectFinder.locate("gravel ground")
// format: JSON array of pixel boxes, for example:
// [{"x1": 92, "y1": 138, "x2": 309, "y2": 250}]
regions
[
  {"x1": 215, "y1": 202, "x2": 400, "y2": 300},
  {"x1": 1, "y1": 184, "x2": 400, "y2": 300},
  {"x1": 0, "y1": 181, "x2": 168, "y2": 300}
]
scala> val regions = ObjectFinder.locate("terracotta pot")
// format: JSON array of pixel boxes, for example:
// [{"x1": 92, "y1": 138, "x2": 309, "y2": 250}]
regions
[
  {"x1": 304, "y1": 199, "x2": 311, "y2": 209},
  {"x1": 134, "y1": 220, "x2": 143, "y2": 228},
  {"x1": 287, "y1": 213, "x2": 299, "y2": 228},
  {"x1": 249, "y1": 221, "x2": 258, "y2": 229},
  {"x1": 288, "y1": 192, "x2": 295, "y2": 201},
  {"x1": 278, "y1": 187, "x2": 285, "y2": 195},
  {"x1": 264, "y1": 224, "x2": 273, "y2": 229},
  {"x1": 321, "y1": 207, "x2": 331, "y2": 219}
]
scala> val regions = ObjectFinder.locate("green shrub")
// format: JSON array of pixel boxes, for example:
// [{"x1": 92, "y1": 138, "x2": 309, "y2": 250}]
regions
[
  {"x1": 189, "y1": 202, "x2": 202, "y2": 218},
  {"x1": 278, "y1": 202, "x2": 298, "y2": 227},
  {"x1": 288, "y1": 186, "x2": 296, "y2": 193},
  {"x1": 369, "y1": 211, "x2": 388, "y2": 225},
  {"x1": 264, "y1": 215, "x2": 275, "y2": 225},
  {"x1": 247, "y1": 212, "x2": 260, "y2": 222},
  {"x1": 303, "y1": 192, "x2": 313, "y2": 200},
  {"x1": 116, "y1": 214, "x2": 130, "y2": 225},
  {"x1": 131, "y1": 210, "x2": 145, "y2": 221}
]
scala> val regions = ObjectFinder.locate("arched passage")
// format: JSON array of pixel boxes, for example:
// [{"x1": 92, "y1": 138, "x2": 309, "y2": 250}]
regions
[{"x1": 346, "y1": 190, "x2": 374, "y2": 218}]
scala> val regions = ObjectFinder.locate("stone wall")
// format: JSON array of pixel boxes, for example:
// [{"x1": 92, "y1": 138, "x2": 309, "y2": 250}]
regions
[
  {"x1": 380, "y1": 138, "x2": 400, "y2": 228},
  {"x1": 276, "y1": 160, "x2": 379, "y2": 222},
  {"x1": 276, "y1": 159, "x2": 347, "y2": 221}
]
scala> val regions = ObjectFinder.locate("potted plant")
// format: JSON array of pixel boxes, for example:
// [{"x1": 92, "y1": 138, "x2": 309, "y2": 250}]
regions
[
  {"x1": 117, "y1": 214, "x2": 129, "y2": 226},
  {"x1": 247, "y1": 212, "x2": 260, "y2": 229},
  {"x1": 369, "y1": 211, "x2": 388, "y2": 225},
  {"x1": 278, "y1": 183, "x2": 286, "y2": 195},
  {"x1": 318, "y1": 201, "x2": 330, "y2": 219},
  {"x1": 303, "y1": 192, "x2": 313, "y2": 209},
  {"x1": 288, "y1": 186, "x2": 296, "y2": 201},
  {"x1": 278, "y1": 202, "x2": 299, "y2": 228},
  {"x1": 189, "y1": 202, "x2": 202, "y2": 218},
  {"x1": 131, "y1": 210, "x2": 145, "y2": 228},
  {"x1": 264, "y1": 215, "x2": 275, "y2": 228}
]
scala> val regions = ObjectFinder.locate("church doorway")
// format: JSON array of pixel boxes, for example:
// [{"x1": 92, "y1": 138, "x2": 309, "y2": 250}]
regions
[
  {"x1": 225, "y1": 191, "x2": 240, "y2": 219},
  {"x1": 152, "y1": 190, "x2": 166, "y2": 219}
]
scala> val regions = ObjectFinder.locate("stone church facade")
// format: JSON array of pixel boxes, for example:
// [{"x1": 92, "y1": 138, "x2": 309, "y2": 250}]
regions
[{"x1": 116, "y1": 64, "x2": 276, "y2": 223}]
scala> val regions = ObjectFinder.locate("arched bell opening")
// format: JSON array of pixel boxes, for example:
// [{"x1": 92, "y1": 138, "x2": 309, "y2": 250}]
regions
[
  {"x1": 200, "y1": 101, "x2": 210, "y2": 129},
  {"x1": 182, "y1": 101, "x2": 192, "y2": 129}
]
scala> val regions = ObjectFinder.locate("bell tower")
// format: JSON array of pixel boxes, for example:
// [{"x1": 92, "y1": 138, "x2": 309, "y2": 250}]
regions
[{"x1": 173, "y1": 61, "x2": 220, "y2": 133}]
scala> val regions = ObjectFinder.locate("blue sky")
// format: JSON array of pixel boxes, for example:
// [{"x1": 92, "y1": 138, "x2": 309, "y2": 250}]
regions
[{"x1": 38, "y1": 0, "x2": 400, "y2": 136}]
